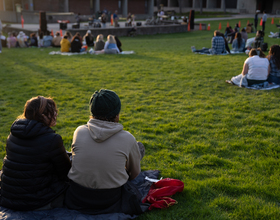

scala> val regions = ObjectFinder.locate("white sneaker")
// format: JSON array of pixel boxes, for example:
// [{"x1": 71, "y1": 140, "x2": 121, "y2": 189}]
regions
[
  {"x1": 191, "y1": 46, "x2": 196, "y2": 52},
  {"x1": 0, "y1": 51, "x2": 2, "y2": 53}
]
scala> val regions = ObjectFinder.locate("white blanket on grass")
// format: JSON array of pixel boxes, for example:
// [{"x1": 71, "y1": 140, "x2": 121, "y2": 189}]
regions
[
  {"x1": 230, "y1": 50, "x2": 245, "y2": 54},
  {"x1": 49, "y1": 51, "x2": 135, "y2": 55},
  {"x1": 268, "y1": 32, "x2": 279, "y2": 38},
  {"x1": 226, "y1": 74, "x2": 280, "y2": 90},
  {"x1": 49, "y1": 51, "x2": 87, "y2": 55}
]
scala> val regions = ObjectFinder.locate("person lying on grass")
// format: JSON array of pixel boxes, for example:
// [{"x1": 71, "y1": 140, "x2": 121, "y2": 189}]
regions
[
  {"x1": 191, "y1": 30, "x2": 226, "y2": 55},
  {"x1": 230, "y1": 48, "x2": 270, "y2": 87},
  {"x1": 65, "y1": 89, "x2": 145, "y2": 215},
  {"x1": 0, "y1": 96, "x2": 71, "y2": 211}
]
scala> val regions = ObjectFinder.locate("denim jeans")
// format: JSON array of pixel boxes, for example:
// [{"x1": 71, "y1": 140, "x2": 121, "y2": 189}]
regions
[{"x1": 267, "y1": 74, "x2": 280, "y2": 84}]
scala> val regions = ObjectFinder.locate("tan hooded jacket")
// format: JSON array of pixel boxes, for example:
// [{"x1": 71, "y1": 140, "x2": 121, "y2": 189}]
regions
[{"x1": 68, "y1": 119, "x2": 141, "y2": 189}]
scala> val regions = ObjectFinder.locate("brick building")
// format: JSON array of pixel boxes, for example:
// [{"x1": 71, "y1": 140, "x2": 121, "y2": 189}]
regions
[
  {"x1": 0, "y1": 0, "x2": 154, "y2": 16},
  {"x1": 0, "y1": 0, "x2": 279, "y2": 23}
]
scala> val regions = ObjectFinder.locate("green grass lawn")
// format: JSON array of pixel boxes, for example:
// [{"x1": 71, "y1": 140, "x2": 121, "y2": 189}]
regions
[{"x1": 1, "y1": 17, "x2": 280, "y2": 219}]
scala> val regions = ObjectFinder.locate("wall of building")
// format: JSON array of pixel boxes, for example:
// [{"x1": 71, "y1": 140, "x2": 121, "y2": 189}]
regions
[
  {"x1": 273, "y1": 1, "x2": 280, "y2": 14},
  {"x1": 237, "y1": 0, "x2": 256, "y2": 14},
  {"x1": 34, "y1": 0, "x2": 58, "y2": 12},
  {"x1": 0, "y1": 11, "x2": 17, "y2": 22},
  {"x1": 208, "y1": 0, "x2": 221, "y2": 9},
  {"x1": 128, "y1": 0, "x2": 145, "y2": 14},
  {"x1": 69, "y1": 0, "x2": 91, "y2": 14},
  {"x1": 100, "y1": 0, "x2": 118, "y2": 14},
  {"x1": 0, "y1": 0, "x2": 4, "y2": 10}
]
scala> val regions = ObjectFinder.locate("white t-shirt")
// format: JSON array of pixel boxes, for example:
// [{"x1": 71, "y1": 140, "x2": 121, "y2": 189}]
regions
[{"x1": 245, "y1": 55, "x2": 269, "y2": 80}]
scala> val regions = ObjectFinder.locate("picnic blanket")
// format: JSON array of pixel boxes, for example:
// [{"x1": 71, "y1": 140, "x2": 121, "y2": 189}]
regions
[
  {"x1": 226, "y1": 75, "x2": 280, "y2": 90},
  {"x1": 194, "y1": 52, "x2": 228, "y2": 55},
  {"x1": 0, "y1": 170, "x2": 160, "y2": 220},
  {"x1": 49, "y1": 51, "x2": 135, "y2": 55},
  {"x1": 230, "y1": 50, "x2": 245, "y2": 54},
  {"x1": 49, "y1": 51, "x2": 88, "y2": 56}
]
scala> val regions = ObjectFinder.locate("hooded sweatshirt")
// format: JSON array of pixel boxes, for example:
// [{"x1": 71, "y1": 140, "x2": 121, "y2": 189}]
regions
[{"x1": 68, "y1": 119, "x2": 141, "y2": 189}]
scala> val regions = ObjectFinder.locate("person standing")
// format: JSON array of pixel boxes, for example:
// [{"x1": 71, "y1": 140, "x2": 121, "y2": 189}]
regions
[
  {"x1": 101, "y1": 13, "x2": 107, "y2": 28},
  {"x1": 0, "y1": 19, "x2": 2, "y2": 53},
  {"x1": 113, "y1": 10, "x2": 119, "y2": 27},
  {"x1": 262, "y1": 11, "x2": 267, "y2": 32},
  {"x1": 254, "y1": 10, "x2": 260, "y2": 33}
]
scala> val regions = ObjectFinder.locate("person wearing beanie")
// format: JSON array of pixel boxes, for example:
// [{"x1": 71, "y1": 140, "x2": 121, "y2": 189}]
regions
[{"x1": 66, "y1": 89, "x2": 145, "y2": 215}]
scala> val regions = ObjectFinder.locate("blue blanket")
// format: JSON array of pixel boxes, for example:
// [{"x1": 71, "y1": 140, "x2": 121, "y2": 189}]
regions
[{"x1": 0, "y1": 170, "x2": 160, "y2": 220}]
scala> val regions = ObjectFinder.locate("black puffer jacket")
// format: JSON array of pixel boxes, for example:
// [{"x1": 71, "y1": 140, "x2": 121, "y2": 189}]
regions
[{"x1": 0, "y1": 119, "x2": 71, "y2": 211}]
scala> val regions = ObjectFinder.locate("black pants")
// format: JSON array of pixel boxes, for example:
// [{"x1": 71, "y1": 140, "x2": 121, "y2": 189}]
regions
[
  {"x1": 254, "y1": 20, "x2": 258, "y2": 32},
  {"x1": 247, "y1": 79, "x2": 266, "y2": 86},
  {"x1": 262, "y1": 21, "x2": 266, "y2": 32}
]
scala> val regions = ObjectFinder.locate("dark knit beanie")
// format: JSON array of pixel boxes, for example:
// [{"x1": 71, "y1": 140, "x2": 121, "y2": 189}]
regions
[{"x1": 89, "y1": 89, "x2": 121, "y2": 118}]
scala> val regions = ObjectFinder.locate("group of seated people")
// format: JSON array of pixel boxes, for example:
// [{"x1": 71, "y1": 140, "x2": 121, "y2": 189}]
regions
[
  {"x1": 60, "y1": 31, "x2": 123, "y2": 54},
  {"x1": 230, "y1": 45, "x2": 280, "y2": 86},
  {"x1": 5, "y1": 30, "x2": 57, "y2": 48},
  {"x1": 4, "y1": 30, "x2": 123, "y2": 54},
  {"x1": 0, "y1": 90, "x2": 145, "y2": 215},
  {"x1": 191, "y1": 27, "x2": 267, "y2": 55}
]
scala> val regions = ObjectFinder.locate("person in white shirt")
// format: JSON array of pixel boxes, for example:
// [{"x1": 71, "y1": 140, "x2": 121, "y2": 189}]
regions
[
  {"x1": 242, "y1": 48, "x2": 269, "y2": 85},
  {"x1": 230, "y1": 48, "x2": 270, "y2": 87}
]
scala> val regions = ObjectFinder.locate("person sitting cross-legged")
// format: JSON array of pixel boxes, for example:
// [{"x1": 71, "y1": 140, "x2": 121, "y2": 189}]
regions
[
  {"x1": 232, "y1": 32, "x2": 245, "y2": 53},
  {"x1": 0, "y1": 96, "x2": 71, "y2": 211},
  {"x1": 60, "y1": 35, "x2": 71, "y2": 52},
  {"x1": 267, "y1": 45, "x2": 280, "y2": 84},
  {"x1": 230, "y1": 48, "x2": 270, "y2": 87},
  {"x1": 94, "y1": 34, "x2": 105, "y2": 51},
  {"x1": 65, "y1": 89, "x2": 145, "y2": 215},
  {"x1": 191, "y1": 30, "x2": 226, "y2": 54}
]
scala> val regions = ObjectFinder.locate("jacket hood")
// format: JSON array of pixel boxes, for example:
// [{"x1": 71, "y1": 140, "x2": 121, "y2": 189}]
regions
[
  {"x1": 10, "y1": 119, "x2": 54, "y2": 139},
  {"x1": 87, "y1": 119, "x2": 123, "y2": 143}
]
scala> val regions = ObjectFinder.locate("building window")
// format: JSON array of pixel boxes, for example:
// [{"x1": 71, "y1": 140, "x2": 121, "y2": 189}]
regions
[{"x1": 225, "y1": 0, "x2": 237, "y2": 9}]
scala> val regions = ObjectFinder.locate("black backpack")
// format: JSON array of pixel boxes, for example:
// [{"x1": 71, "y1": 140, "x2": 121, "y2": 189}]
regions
[{"x1": 261, "y1": 43, "x2": 268, "y2": 52}]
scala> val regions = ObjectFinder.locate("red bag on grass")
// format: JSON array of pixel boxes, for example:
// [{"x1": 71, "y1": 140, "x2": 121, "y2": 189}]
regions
[{"x1": 142, "y1": 178, "x2": 184, "y2": 210}]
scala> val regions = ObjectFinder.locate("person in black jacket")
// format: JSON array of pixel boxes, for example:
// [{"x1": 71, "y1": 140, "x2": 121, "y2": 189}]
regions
[
  {"x1": 71, "y1": 33, "x2": 82, "y2": 52},
  {"x1": 0, "y1": 96, "x2": 71, "y2": 211},
  {"x1": 114, "y1": 36, "x2": 122, "y2": 52},
  {"x1": 83, "y1": 30, "x2": 94, "y2": 47}
]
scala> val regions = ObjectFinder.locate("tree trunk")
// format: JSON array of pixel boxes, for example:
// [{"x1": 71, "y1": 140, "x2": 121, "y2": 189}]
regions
[{"x1": 200, "y1": 0, "x2": 203, "y2": 14}]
